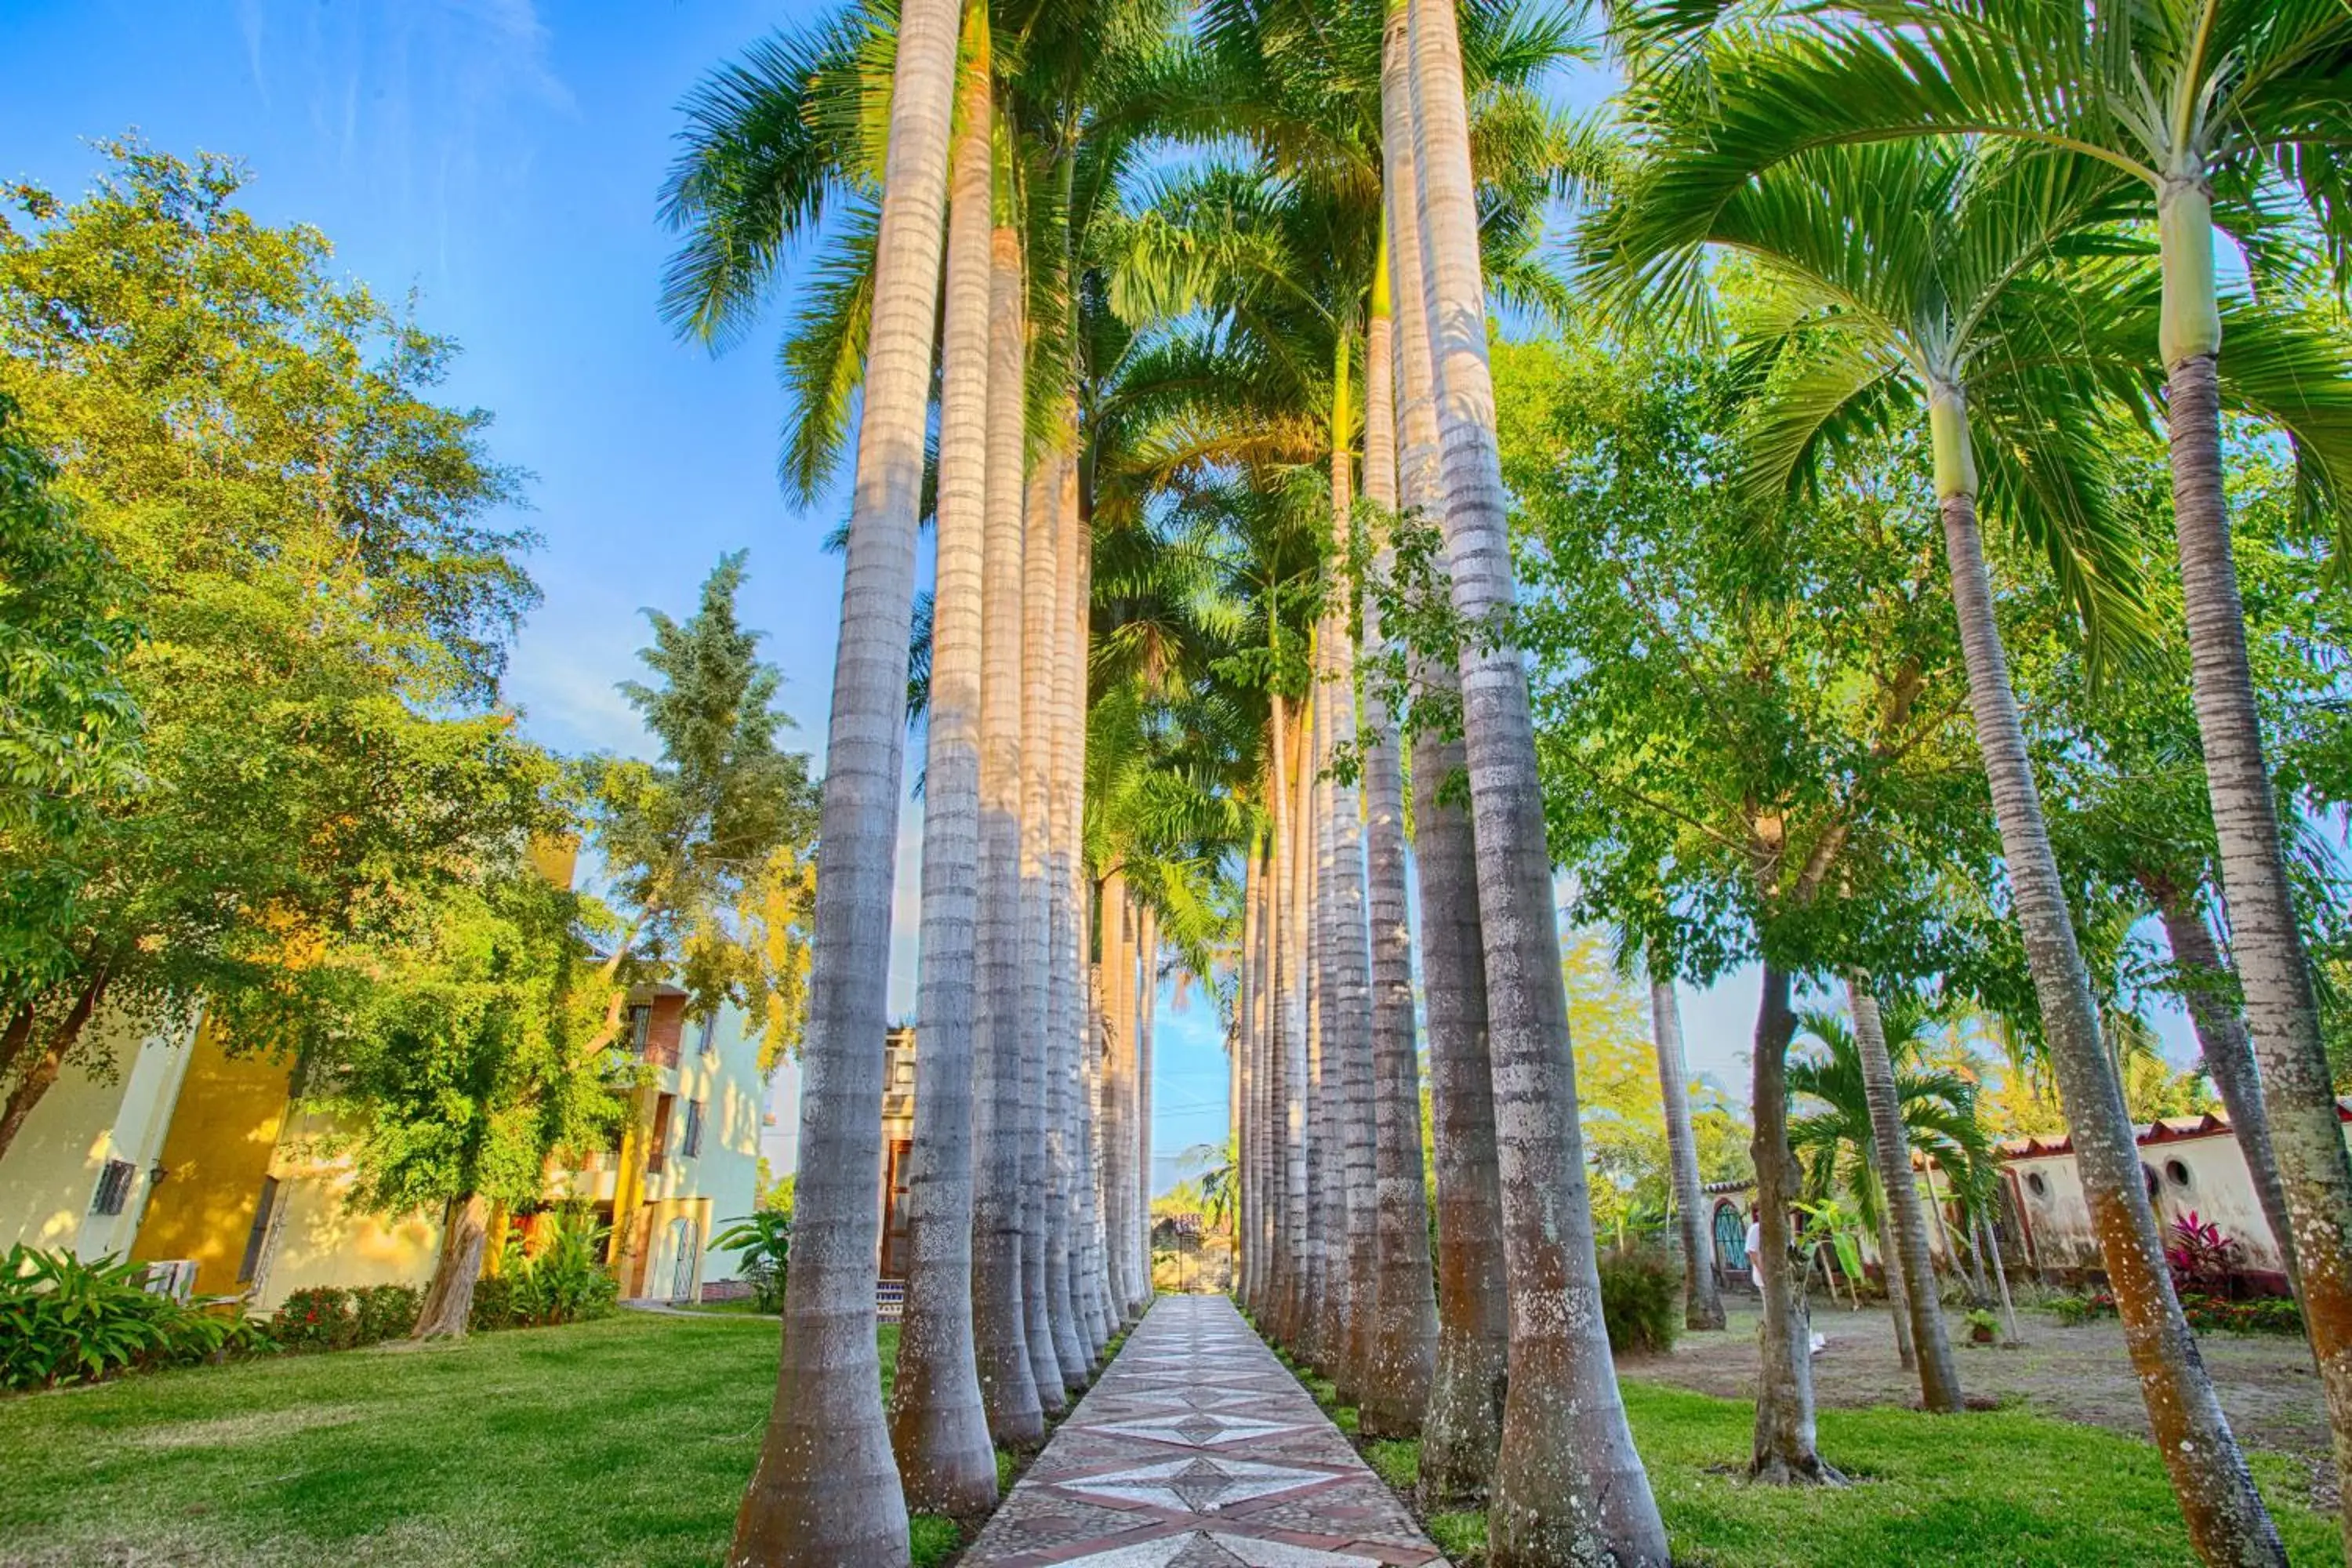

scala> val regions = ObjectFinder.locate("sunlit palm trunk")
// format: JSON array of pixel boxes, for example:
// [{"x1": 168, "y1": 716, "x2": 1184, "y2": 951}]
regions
[
  {"x1": 972, "y1": 218, "x2": 1046, "y2": 1450},
  {"x1": 1382, "y1": 17, "x2": 1504, "y2": 1491},
  {"x1": 1357, "y1": 271, "x2": 1439, "y2": 1437},
  {"x1": 2165, "y1": 251, "x2": 2352, "y2": 1525},
  {"x1": 886, "y1": 20, "x2": 998, "y2": 1507},
  {"x1": 1273, "y1": 696, "x2": 1312, "y2": 1348},
  {"x1": 1019, "y1": 429, "x2": 1069, "y2": 1415},
  {"x1": 1025, "y1": 443, "x2": 1084, "y2": 1397},
  {"x1": 1298, "y1": 694, "x2": 1331, "y2": 1363},
  {"x1": 1935, "y1": 389, "x2": 2284, "y2": 1562},
  {"x1": 2143, "y1": 876, "x2": 2302, "y2": 1304},
  {"x1": 1239, "y1": 834, "x2": 1264, "y2": 1316},
  {"x1": 1134, "y1": 902, "x2": 1160, "y2": 1308},
  {"x1": 1846, "y1": 976, "x2": 1959, "y2": 1414},
  {"x1": 731, "y1": 0, "x2": 959, "y2": 1553},
  {"x1": 1103, "y1": 873, "x2": 1139, "y2": 1317},
  {"x1": 1649, "y1": 973, "x2": 1723, "y2": 1332},
  {"x1": 1404, "y1": 0, "x2": 1668, "y2": 1555}
]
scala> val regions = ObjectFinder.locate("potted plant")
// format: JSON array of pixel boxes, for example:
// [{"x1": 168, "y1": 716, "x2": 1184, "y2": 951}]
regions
[{"x1": 1965, "y1": 1308, "x2": 2000, "y2": 1345}]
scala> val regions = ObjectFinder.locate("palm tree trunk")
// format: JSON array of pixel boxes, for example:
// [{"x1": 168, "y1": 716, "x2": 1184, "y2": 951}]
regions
[
  {"x1": 1651, "y1": 971, "x2": 1726, "y2": 1332},
  {"x1": 2143, "y1": 875, "x2": 2303, "y2": 1304},
  {"x1": 1239, "y1": 835, "x2": 1263, "y2": 1312},
  {"x1": 1047, "y1": 448, "x2": 1098, "y2": 1378},
  {"x1": 414, "y1": 1192, "x2": 490, "y2": 1340},
  {"x1": 1276, "y1": 696, "x2": 1314, "y2": 1351},
  {"x1": 1019, "y1": 408, "x2": 1069, "y2": 1416},
  {"x1": 884, "y1": 20, "x2": 997, "y2": 1504},
  {"x1": 1979, "y1": 1210, "x2": 2020, "y2": 1345},
  {"x1": 1846, "y1": 975, "x2": 1961, "y2": 1413},
  {"x1": 1067, "y1": 508, "x2": 1111, "y2": 1359},
  {"x1": 1101, "y1": 875, "x2": 1135, "y2": 1319},
  {"x1": 1135, "y1": 902, "x2": 1160, "y2": 1309},
  {"x1": 2168, "y1": 324, "x2": 2352, "y2": 1552},
  {"x1": 1874, "y1": 1202, "x2": 1918, "y2": 1372},
  {"x1": 1035, "y1": 451, "x2": 1088, "y2": 1396},
  {"x1": 971, "y1": 212, "x2": 1045, "y2": 1450},
  {"x1": 1403, "y1": 0, "x2": 1668, "y2": 1555},
  {"x1": 1356, "y1": 258, "x2": 1439, "y2": 1438},
  {"x1": 730, "y1": 0, "x2": 960, "y2": 1553},
  {"x1": 1299, "y1": 689, "x2": 1333, "y2": 1363},
  {"x1": 1382, "y1": 13, "x2": 1505, "y2": 1490},
  {"x1": 1936, "y1": 418, "x2": 2285, "y2": 1562},
  {"x1": 1749, "y1": 964, "x2": 1839, "y2": 1483}
]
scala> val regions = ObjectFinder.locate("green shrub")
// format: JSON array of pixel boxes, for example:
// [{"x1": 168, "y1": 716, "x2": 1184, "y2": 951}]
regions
[
  {"x1": 509, "y1": 1214, "x2": 618, "y2": 1327},
  {"x1": 1596, "y1": 1245, "x2": 1681, "y2": 1356},
  {"x1": 711, "y1": 1210, "x2": 789, "y2": 1313},
  {"x1": 909, "y1": 1515, "x2": 961, "y2": 1567},
  {"x1": 270, "y1": 1287, "x2": 358, "y2": 1352},
  {"x1": 468, "y1": 1275, "x2": 518, "y2": 1333},
  {"x1": 0, "y1": 1246, "x2": 226, "y2": 1389},
  {"x1": 2180, "y1": 1292, "x2": 2303, "y2": 1336},
  {"x1": 2048, "y1": 1291, "x2": 2117, "y2": 1327},
  {"x1": 350, "y1": 1284, "x2": 421, "y2": 1345}
]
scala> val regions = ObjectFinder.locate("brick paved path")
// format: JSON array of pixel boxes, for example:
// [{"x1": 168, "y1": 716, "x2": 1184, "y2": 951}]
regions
[{"x1": 956, "y1": 1294, "x2": 1448, "y2": 1567}]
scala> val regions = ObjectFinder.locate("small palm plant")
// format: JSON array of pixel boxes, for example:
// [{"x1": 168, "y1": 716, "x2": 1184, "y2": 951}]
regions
[{"x1": 713, "y1": 1210, "x2": 793, "y2": 1314}]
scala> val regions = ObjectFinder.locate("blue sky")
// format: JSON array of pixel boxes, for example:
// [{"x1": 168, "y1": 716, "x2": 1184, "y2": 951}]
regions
[{"x1": 4, "y1": 1, "x2": 2195, "y2": 1197}]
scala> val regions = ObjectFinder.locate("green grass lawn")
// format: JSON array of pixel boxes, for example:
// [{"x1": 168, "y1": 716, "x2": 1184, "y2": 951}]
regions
[
  {"x1": 2, "y1": 1310, "x2": 2338, "y2": 1566},
  {"x1": 1274, "y1": 1344, "x2": 2339, "y2": 1567}
]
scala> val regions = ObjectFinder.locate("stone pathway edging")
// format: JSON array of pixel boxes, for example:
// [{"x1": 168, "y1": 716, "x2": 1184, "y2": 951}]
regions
[{"x1": 956, "y1": 1296, "x2": 1449, "y2": 1567}]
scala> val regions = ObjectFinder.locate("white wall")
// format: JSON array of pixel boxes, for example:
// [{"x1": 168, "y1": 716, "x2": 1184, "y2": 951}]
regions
[{"x1": 0, "y1": 1013, "x2": 194, "y2": 1260}]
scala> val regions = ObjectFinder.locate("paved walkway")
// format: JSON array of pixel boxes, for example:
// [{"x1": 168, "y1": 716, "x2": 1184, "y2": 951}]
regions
[{"x1": 958, "y1": 1295, "x2": 1448, "y2": 1567}]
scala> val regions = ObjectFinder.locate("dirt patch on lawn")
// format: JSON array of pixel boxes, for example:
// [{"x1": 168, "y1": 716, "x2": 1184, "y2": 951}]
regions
[
  {"x1": 1623, "y1": 1299, "x2": 2336, "y2": 1506},
  {"x1": 122, "y1": 1403, "x2": 368, "y2": 1452}
]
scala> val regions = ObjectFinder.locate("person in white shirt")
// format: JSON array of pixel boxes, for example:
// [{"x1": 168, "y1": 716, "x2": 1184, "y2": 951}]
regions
[{"x1": 1744, "y1": 1205, "x2": 1764, "y2": 1290}]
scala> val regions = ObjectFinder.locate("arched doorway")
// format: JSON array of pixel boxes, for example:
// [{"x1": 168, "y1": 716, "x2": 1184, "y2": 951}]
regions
[
  {"x1": 666, "y1": 1217, "x2": 699, "y2": 1304},
  {"x1": 1712, "y1": 1200, "x2": 1748, "y2": 1281}
]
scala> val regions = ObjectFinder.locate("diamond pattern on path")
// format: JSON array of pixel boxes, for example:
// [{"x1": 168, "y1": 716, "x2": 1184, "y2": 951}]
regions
[
  {"x1": 1052, "y1": 1454, "x2": 1338, "y2": 1513},
  {"x1": 1085, "y1": 1411, "x2": 1312, "y2": 1449},
  {"x1": 955, "y1": 1295, "x2": 1448, "y2": 1566},
  {"x1": 1052, "y1": 1534, "x2": 1385, "y2": 1567}
]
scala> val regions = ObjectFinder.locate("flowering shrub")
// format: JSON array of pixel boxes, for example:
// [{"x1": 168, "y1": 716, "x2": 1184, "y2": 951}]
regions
[
  {"x1": 2164, "y1": 1211, "x2": 2241, "y2": 1297},
  {"x1": 2180, "y1": 1292, "x2": 2303, "y2": 1336},
  {"x1": 270, "y1": 1287, "x2": 358, "y2": 1352},
  {"x1": 2048, "y1": 1292, "x2": 2118, "y2": 1327}
]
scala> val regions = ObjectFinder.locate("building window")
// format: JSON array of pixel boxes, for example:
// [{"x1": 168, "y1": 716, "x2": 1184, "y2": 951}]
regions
[
  {"x1": 2024, "y1": 1171, "x2": 2048, "y2": 1199},
  {"x1": 2165, "y1": 1158, "x2": 2193, "y2": 1190},
  {"x1": 647, "y1": 1094, "x2": 674, "y2": 1175},
  {"x1": 89, "y1": 1159, "x2": 137, "y2": 1216},
  {"x1": 697, "y1": 1014, "x2": 718, "y2": 1061},
  {"x1": 237, "y1": 1176, "x2": 280, "y2": 1284},
  {"x1": 627, "y1": 1004, "x2": 652, "y2": 1056}
]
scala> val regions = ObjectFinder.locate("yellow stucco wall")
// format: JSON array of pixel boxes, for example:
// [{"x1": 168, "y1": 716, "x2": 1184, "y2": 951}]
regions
[
  {"x1": 250, "y1": 1127, "x2": 440, "y2": 1311},
  {"x1": 129, "y1": 1020, "x2": 292, "y2": 1297}
]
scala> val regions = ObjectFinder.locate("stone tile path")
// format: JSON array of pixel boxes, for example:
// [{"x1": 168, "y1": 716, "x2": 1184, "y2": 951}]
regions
[{"x1": 957, "y1": 1295, "x2": 1448, "y2": 1568}]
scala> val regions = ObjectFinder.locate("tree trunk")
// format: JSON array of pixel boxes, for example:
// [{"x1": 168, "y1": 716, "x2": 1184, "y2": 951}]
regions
[
  {"x1": 1239, "y1": 835, "x2": 1263, "y2": 1315},
  {"x1": 1938, "y1": 459, "x2": 2284, "y2": 1564},
  {"x1": 1065, "y1": 506, "x2": 1111, "y2": 1360},
  {"x1": 1749, "y1": 964, "x2": 1841, "y2": 1483},
  {"x1": 1651, "y1": 971, "x2": 1726, "y2": 1332},
  {"x1": 1105, "y1": 877, "x2": 1139, "y2": 1319},
  {"x1": 2145, "y1": 876, "x2": 2303, "y2": 1305},
  {"x1": 729, "y1": 0, "x2": 955, "y2": 1547},
  {"x1": 1356, "y1": 266, "x2": 1439, "y2": 1439},
  {"x1": 2169, "y1": 307, "x2": 2352, "y2": 1552},
  {"x1": 970, "y1": 211, "x2": 1045, "y2": 1450},
  {"x1": 1047, "y1": 449, "x2": 1101, "y2": 1381},
  {"x1": 1979, "y1": 1210, "x2": 2021, "y2": 1345},
  {"x1": 1134, "y1": 902, "x2": 1160, "y2": 1312},
  {"x1": 1404, "y1": 0, "x2": 1669, "y2": 1556},
  {"x1": 414, "y1": 1192, "x2": 491, "y2": 1341},
  {"x1": 1020, "y1": 400, "x2": 1069, "y2": 1416},
  {"x1": 883, "y1": 16, "x2": 996, "y2": 1507},
  {"x1": 0, "y1": 970, "x2": 107, "y2": 1166},
  {"x1": 1875, "y1": 1203, "x2": 1918, "y2": 1372},
  {"x1": 1382, "y1": 13, "x2": 1504, "y2": 1491},
  {"x1": 1847, "y1": 976, "x2": 1961, "y2": 1412}
]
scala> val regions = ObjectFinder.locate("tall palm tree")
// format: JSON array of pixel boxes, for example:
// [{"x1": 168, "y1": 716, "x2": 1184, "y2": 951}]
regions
[
  {"x1": 1400, "y1": 0, "x2": 1670, "y2": 1555},
  {"x1": 1788, "y1": 990, "x2": 1976, "y2": 1412},
  {"x1": 1613, "y1": 9, "x2": 2352, "y2": 1530},
  {"x1": 975, "y1": 180, "x2": 1049, "y2": 1446},
  {"x1": 886, "y1": 0, "x2": 1000, "y2": 1512},
  {"x1": 1590, "y1": 134, "x2": 2284, "y2": 1558},
  {"x1": 1381, "y1": 0, "x2": 1505, "y2": 1500},
  {"x1": 666, "y1": 0, "x2": 960, "y2": 1554}
]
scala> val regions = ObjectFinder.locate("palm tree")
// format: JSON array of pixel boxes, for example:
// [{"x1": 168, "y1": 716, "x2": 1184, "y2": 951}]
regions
[
  {"x1": 668, "y1": 0, "x2": 960, "y2": 1554},
  {"x1": 1590, "y1": 133, "x2": 2283, "y2": 1556},
  {"x1": 1649, "y1": 961, "x2": 1725, "y2": 1331},
  {"x1": 1399, "y1": 0, "x2": 1670, "y2": 1555},
  {"x1": 1382, "y1": 0, "x2": 1504, "y2": 1501},
  {"x1": 1613, "y1": 9, "x2": 2352, "y2": 1531},
  {"x1": 975, "y1": 180, "x2": 1049, "y2": 1445},
  {"x1": 1788, "y1": 990, "x2": 1976, "y2": 1412},
  {"x1": 885, "y1": 0, "x2": 999, "y2": 1512}
]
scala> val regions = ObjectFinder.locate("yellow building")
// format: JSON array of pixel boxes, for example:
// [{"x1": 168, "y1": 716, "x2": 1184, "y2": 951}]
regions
[{"x1": 0, "y1": 985, "x2": 769, "y2": 1309}]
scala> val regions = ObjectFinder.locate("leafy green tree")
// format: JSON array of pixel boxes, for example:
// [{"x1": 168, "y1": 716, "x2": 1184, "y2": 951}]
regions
[
  {"x1": 581, "y1": 551, "x2": 819, "y2": 1057},
  {"x1": 0, "y1": 393, "x2": 140, "y2": 1048},
  {"x1": 0, "y1": 143, "x2": 544, "y2": 1165}
]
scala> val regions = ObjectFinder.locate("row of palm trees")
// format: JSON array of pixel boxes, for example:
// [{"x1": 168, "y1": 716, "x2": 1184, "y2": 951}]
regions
[{"x1": 665, "y1": 0, "x2": 2352, "y2": 1561}]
